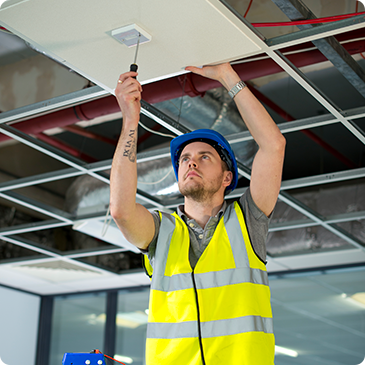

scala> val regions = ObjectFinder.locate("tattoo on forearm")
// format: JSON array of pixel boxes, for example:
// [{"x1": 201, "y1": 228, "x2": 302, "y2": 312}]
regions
[{"x1": 123, "y1": 129, "x2": 137, "y2": 162}]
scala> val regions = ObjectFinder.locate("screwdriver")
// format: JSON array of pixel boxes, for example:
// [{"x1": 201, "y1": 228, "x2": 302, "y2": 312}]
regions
[{"x1": 130, "y1": 33, "x2": 141, "y2": 78}]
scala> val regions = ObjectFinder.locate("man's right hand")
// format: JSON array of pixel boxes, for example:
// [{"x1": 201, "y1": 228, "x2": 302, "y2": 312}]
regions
[
  {"x1": 110, "y1": 71, "x2": 156, "y2": 250},
  {"x1": 115, "y1": 71, "x2": 142, "y2": 124}
]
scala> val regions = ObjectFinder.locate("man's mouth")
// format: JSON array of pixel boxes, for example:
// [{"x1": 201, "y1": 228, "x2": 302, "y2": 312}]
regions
[{"x1": 185, "y1": 170, "x2": 201, "y2": 179}]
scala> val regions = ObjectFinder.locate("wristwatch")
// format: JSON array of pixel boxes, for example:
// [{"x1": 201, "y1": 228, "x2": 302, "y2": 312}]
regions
[{"x1": 228, "y1": 80, "x2": 246, "y2": 99}]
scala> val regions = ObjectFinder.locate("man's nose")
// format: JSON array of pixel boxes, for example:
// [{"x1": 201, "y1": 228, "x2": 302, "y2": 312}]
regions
[{"x1": 188, "y1": 159, "x2": 197, "y2": 168}]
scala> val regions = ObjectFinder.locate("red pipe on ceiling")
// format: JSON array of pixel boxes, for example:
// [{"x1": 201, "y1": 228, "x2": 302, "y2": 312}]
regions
[
  {"x1": 35, "y1": 132, "x2": 97, "y2": 163},
  {"x1": 0, "y1": 30, "x2": 364, "y2": 143}
]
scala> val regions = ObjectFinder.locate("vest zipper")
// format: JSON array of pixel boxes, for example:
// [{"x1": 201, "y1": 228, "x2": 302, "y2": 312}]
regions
[{"x1": 192, "y1": 271, "x2": 207, "y2": 365}]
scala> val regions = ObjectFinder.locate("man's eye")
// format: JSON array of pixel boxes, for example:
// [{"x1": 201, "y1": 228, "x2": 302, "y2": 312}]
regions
[{"x1": 202, "y1": 155, "x2": 209, "y2": 160}]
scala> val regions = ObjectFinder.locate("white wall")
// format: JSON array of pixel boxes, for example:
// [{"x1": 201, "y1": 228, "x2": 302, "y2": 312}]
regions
[{"x1": 0, "y1": 286, "x2": 40, "y2": 365}]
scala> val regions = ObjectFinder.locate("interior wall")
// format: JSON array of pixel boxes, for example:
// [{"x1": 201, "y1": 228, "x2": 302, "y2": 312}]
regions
[{"x1": 0, "y1": 285, "x2": 40, "y2": 365}]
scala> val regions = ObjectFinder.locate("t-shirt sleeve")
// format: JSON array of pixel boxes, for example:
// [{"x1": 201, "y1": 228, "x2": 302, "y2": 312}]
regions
[
  {"x1": 239, "y1": 187, "x2": 270, "y2": 264},
  {"x1": 139, "y1": 210, "x2": 160, "y2": 265}
]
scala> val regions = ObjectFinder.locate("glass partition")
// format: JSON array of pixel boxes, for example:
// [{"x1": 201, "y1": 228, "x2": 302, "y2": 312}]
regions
[
  {"x1": 115, "y1": 288, "x2": 150, "y2": 365},
  {"x1": 49, "y1": 292, "x2": 106, "y2": 364}
]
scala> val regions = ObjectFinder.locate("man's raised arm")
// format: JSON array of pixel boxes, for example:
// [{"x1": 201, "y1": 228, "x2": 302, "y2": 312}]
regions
[
  {"x1": 109, "y1": 71, "x2": 155, "y2": 250},
  {"x1": 186, "y1": 63, "x2": 286, "y2": 217}
]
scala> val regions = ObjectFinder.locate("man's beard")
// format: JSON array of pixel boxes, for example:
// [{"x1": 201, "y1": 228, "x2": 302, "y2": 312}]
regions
[{"x1": 178, "y1": 172, "x2": 223, "y2": 202}]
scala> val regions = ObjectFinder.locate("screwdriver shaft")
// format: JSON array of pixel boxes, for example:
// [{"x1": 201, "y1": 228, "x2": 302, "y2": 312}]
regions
[{"x1": 134, "y1": 33, "x2": 141, "y2": 64}]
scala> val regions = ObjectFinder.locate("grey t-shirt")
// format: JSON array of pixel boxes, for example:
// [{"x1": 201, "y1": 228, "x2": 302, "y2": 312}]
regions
[{"x1": 145, "y1": 188, "x2": 269, "y2": 269}]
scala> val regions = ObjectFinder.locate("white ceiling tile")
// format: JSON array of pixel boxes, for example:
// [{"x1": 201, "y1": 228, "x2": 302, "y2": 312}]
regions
[{"x1": 0, "y1": 0, "x2": 263, "y2": 93}]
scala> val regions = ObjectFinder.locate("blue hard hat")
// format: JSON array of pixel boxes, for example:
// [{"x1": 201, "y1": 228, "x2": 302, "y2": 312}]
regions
[{"x1": 170, "y1": 129, "x2": 238, "y2": 194}]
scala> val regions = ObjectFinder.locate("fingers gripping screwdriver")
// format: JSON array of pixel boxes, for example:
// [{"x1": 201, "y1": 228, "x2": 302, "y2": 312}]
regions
[{"x1": 130, "y1": 33, "x2": 141, "y2": 78}]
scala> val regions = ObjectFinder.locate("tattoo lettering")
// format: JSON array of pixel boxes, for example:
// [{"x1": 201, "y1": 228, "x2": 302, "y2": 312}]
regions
[{"x1": 123, "y1": 129, "x2": 137, "y2": 162}]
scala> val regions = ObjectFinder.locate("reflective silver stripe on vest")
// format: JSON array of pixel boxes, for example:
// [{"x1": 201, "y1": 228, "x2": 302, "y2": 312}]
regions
[
  {"x1": 201, "y1": 315, "x2": 274, "y2": 338},
  {"x1": 151, "y1": 267, "x2": 268, "y2": 291},
  {"x1": 224, "y1": 203, "x2": 249, "y2": 268},
  {"x1": 147, "y1": 320, "x2": 199, "y2": 339},
  {"x1": 150, "y1": 213, "x2": 176, "y2": 279},
  {"x1": 147, "y1": 316, "x2": 273, "y2": 339}
]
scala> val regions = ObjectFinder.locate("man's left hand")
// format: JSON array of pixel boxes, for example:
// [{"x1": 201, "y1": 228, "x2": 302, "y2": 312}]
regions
[{"x1": 185, "y1": 63, "x2": 240, "y2": 91}]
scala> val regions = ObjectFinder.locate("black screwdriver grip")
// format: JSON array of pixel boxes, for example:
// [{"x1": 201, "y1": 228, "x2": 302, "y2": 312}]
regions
[{"x1": 130, "y1": 63, "x2": 138, "y2": 78}]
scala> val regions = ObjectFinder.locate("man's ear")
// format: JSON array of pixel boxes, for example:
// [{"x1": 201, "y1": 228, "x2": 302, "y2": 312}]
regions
[{"x1": 223, "y1": 171, "x2": 233, "y2": 187}]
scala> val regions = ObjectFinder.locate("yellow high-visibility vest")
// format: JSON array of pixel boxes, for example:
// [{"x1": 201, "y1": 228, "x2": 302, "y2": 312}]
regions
[{"x1": 143, "y1": 201, "x2": 274, "y2": 365}]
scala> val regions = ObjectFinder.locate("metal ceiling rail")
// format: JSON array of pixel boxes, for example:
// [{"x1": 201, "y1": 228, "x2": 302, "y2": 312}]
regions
[
  {"x1": 271, "y1": 0, "x2": 365, "y2": 98},
  {"x1": 236, "y1": 163, "x2": 252, "y2": 181},
  {"x1": 0, "y1": 85, "x2": 108, "y2": 125},
  {"x1": 0, "y1": 191, "x2": 73, "y2": 223},
  {"x1": 1, "y1": 235, "x2": 127, "y2": 260},
  {"x1": 269, "y1": 218, "x2": 316, "y2": 231},
  {"x1": 327, "y1": 210, "x2": 365, "y2": 224},
  {"x1": 278, "y1": 191, "x2": 365, "y2": 251},
  {"x1": 0, "y1": 180, "x2": 162, "y2": 220},
  {"x1": 0, "y1": 247, "x2": 127, "y2": 268},
  {"x1": 83, "y1": 159, "x2": 113, "y2": 172},
  {"x1": 266, "y1": 50, "x2": 365, "y2": 144},
  {"x1": 269, "y1": 210, "x2": 365, "y2": 232},
  {"x1": 0, "y1": 234, "x2": 62, "y2": 258},
  {"x1": 343, "y1": 106, "x2": 365, "y2": 119},
  {"x1": 0, "y1": 124, "x2": 111, "y2": 184},
  {"x1": 276, "y1": 115, "x2": 340, "y2": 134},
  {"x1": 281, "y1": 167, "x2": 365, "y2": 190},
  {"x1": 311, "y1": 35, "x2": 365, "y2": 97},
  {"x1": 227, "y1": 113, "x2": 342, "y2": 145},
  {"x1": 141, "y1": 100, "x2": 191, "y2": 136},
  {"x1": 0, "y1": 257, "x2": 64, "y2": 267},
  {"x1": 137, "y1": 147, "x2": 171, "y2": 163},
  {"x1": 265, "y1": 13, "x2": 365, "y2": 49},
  {"x1": 0, "y1": 219, "x2": 70, "y2": 236},
  {"x1": 0, "y1": 234, "x2": 118, "y2": 275},
  {"x1": 0, "y1": 168, "x2": 84, "y2": 192},
  {"x1": 65, "y1": 246, "x2": 127, "y2": 259},
  {"x1": 136, "y1": 188, "x2": 165, "y2": 209}
]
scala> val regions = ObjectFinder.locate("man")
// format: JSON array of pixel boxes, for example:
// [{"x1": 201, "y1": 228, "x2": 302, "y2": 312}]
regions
[{"x1": 110, "y1": 63, "x2": 286, "y2": 365}]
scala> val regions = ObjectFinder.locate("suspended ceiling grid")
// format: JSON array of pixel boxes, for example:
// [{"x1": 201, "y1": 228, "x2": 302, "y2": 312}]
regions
[{"x1": 0, "y1": 0, "x2": 364, "y2": 295}]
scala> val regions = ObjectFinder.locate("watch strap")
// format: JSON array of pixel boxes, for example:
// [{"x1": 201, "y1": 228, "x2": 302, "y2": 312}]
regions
[{"x1": 228, "y1": 80, "x2": 246, "y2": 99}]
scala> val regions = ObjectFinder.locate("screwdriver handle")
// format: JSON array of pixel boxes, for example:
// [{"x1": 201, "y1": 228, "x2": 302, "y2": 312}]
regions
[{"x1": 130, "y1": 63, "x2": 138, "y2": 78}]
